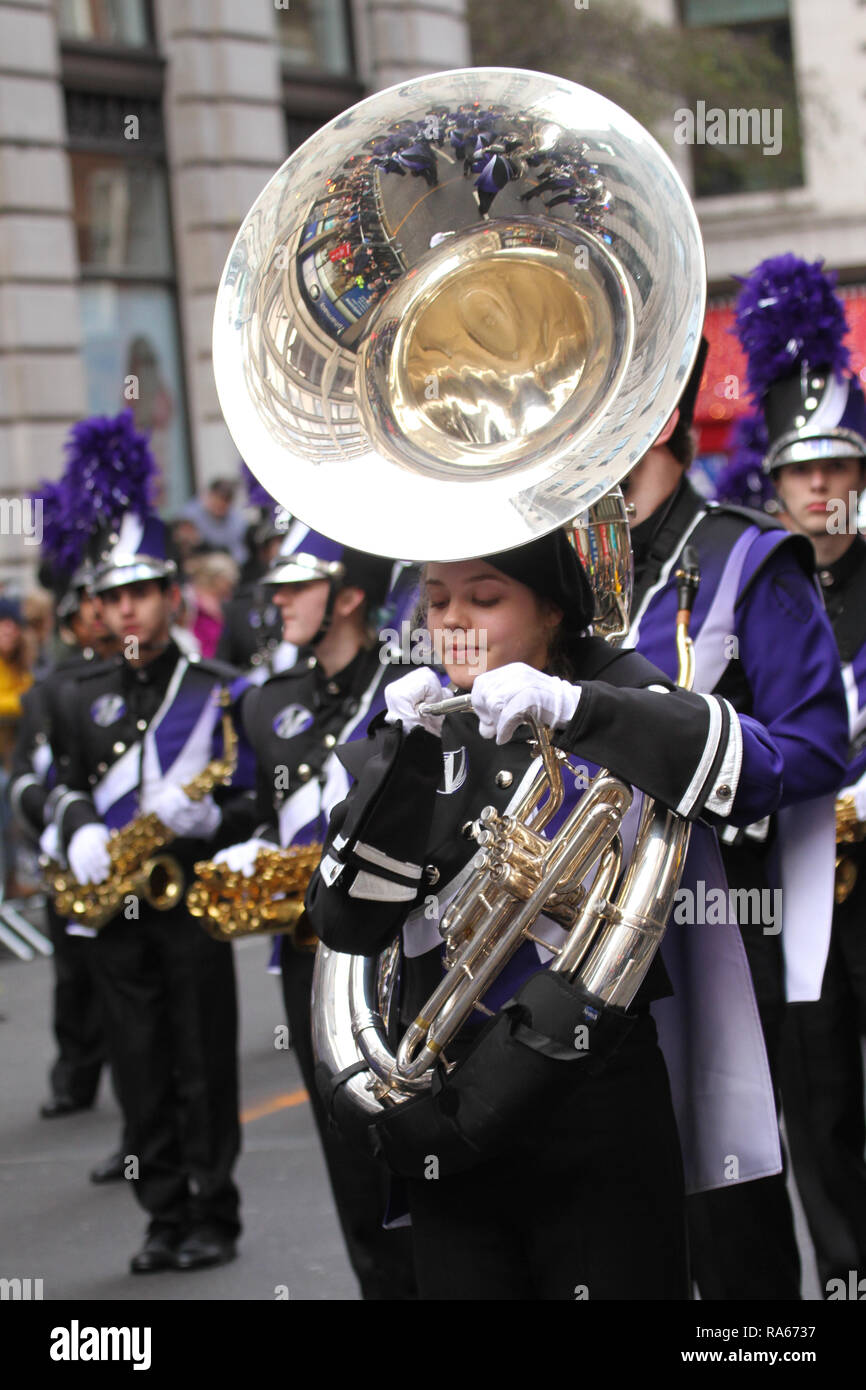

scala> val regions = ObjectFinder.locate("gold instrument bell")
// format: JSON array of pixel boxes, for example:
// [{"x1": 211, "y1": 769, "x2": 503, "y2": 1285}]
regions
[{"x1": 187, "y1": 844, "x2": 323, "y2": 946}]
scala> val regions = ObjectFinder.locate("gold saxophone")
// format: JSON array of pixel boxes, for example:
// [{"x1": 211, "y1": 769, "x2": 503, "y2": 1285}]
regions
[
  {"x1": 186, "y1": 843, "x2": 323, "y2": 945},
  {"x1": 47, "y1": 690, "x2": 237, "y2": 930},
  {"x1": 834, "y1": 792, "x2": 864, "y2": 904}
]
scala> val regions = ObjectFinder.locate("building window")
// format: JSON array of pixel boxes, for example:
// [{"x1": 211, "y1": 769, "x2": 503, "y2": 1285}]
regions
[
  {"x1": 57, "y1": 0, "x2": 153, "y2": 47},
  {"x1": 680, "y1": 0, "x2": 803, "y2": 198},
  {"x1": 65, "y1": 84, "x2": 192, "y2": 511},
  {"x1": 276, "y1": 0, "x2": 353, "y2": 77}
]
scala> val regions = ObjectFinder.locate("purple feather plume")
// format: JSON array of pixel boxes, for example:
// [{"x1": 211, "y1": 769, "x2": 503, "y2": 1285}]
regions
[
  {"x1": 714, "y1": 412, "x2": 775, "y2": 512},
  {"x1": 240, "y1": 461, "x2": 275, "y2": 510},
  {"x1": 33, "y1": 410, "x2": 158, "y2": 572},
  {"x1": 734, "y1": 254, "x2": 850, "y2": 401}
]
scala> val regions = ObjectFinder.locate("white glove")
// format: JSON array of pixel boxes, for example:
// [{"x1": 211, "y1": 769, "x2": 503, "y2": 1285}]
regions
[
  {"x1": 853, "y1": 780, "x2": 866, "y2": 823},
  {"x1": 39, "y1": 823, "x2": 61, "y2": 862},
  {"x1": 471, "y1": 663, "x2": 581, "y2": 745},
  {"x1": 149, "y1": 785, "x2": 222, "y2": 839},
  {"x1": 68, "y1": 823, "x2": 112, "y2": 886},
  {"x1": 212, "y1": 838, "x2": 272, "y2": 877},
  {"x1": 384, "y1": 668, "x2": 449, "y2": 737}
]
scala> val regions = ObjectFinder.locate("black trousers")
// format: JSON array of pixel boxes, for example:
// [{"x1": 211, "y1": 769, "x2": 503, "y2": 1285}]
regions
[
  {"x1": 780, "y1": 863, "x2": 866, "y2": 1290},
  {"x1": 279, "y1": 935, "x2": 417, "y2": 1300},
  {"x1": 46, "y1": 902, "x2": 105, "y2": 1107},
  {"x1": 92, "y1": 906, "x2": 241, "y2": 1239},
  {"x1": 405, "y1": 1012, "x2": 688, "y2": 1300},
  {"x1": 687, "y1": 844, "x2": 801, "y2": 1300}
]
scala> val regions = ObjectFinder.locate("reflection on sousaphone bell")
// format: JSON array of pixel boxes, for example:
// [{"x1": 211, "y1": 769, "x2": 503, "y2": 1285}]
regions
[{"x1": 213, "y1": 66, "x2": 706, "y2": 563}]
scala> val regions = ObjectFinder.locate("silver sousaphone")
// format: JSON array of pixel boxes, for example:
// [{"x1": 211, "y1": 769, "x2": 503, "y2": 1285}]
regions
[{"x1": 212, "y1": 67, "x2": 706, "y2": 1122}]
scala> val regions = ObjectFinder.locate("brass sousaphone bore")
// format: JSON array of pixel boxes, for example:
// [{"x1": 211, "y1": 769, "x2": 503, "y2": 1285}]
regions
[{"x1": 212, "y1": 67, "x2": 706, "y2": 1119}]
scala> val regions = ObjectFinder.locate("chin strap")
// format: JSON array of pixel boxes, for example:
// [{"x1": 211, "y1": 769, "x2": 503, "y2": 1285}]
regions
[{"x1": 310, "y1": 578, "x2": 342, "y2": 647}]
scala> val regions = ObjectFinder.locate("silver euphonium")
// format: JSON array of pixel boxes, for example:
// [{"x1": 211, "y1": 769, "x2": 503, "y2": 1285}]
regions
[{"x1": 211, "y1": 67, "x2": 706, "y2": 1122}]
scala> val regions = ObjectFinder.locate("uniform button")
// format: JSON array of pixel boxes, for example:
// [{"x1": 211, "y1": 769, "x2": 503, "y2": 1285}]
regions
[
  {"x1": 495, "y1": 770, "x2": 513, "y2": 789},
  {"x1": 112, "y1": 741, "x2": 126, "y2": 755},
  {"x1": 715, "y1": 784, "x2": 732, "y2": 800},
  {"x1": 97, "y1": 762, "x2": 107, "y2": 774},
  {"x1": 251, "y1": 654, "x2": 262, "y2": 666},
  {"x1": 820, "y1": 570, "x2": 833, "y2": 586},
  {"x1": 326, "y1": 681, "x2": 339, "y2": 695},
  {"x1": 297, "y1": 763, "x2": 312, "y2": 782},
  {"x1": 88, "y1": 774, "x2": 97, "y2": 785},
  {"x1": 136, "y1": 719, "x2": 147, "y2": 732},
  {"x1": 35, "y1": 733, "x2": 47, "y2": 745},
  {"x1": 425, "y1": 864, "x2": 440, "y2": 886},
  {"x1": 307, "y1": 656, "x2": 317, "y2": 668},
  {"x1": 323, "y1": 734, "x2": 337, "y2": 749}
]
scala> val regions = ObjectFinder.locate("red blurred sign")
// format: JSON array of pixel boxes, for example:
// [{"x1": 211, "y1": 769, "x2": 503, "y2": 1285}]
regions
[{"x1": 696, "y1": 288, "x2": 866, "y2": 453}]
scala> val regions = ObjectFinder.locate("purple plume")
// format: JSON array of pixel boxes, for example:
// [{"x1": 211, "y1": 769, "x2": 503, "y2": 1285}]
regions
[
  {"x1": 734, "y1": 255, "x2": 850, "y2": 401},
  {"x1": 240, "y1": 461, "x2": 274, "y2": 509},
  {"x1": 714, "y1": 412, "x2": 775, "y2": 512},
  {"x1": 33, "y1": 410, "x2": 158, "y2": 571}
]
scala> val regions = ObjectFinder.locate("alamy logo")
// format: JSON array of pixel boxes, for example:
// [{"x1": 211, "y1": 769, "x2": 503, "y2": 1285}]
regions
[
  {"x1": 0, "y1": 1276, "x2": 43, "y2": 1299},
  {"x1": 50, "y1": 1320, "x2": 152, "y2": 1370}
]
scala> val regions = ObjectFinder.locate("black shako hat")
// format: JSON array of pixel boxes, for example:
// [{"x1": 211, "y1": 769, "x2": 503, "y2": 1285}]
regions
[{"x1": 482, "y1": 529, "x2": 595, "y2": 630}]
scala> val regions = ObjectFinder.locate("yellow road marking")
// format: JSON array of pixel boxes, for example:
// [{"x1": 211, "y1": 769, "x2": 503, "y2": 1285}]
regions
[{"x1": 241, "y1": 1088, "x2": 309, "y2": 1123}]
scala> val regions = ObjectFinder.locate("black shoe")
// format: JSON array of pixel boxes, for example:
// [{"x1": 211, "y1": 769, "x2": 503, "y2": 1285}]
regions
[
  {"x1": 130, "y1": 1231, "x2": 181, "y2": 1275},
  {"x1": 89, "y1": 1150, "x2": 125, "y2": 1184},
  {"x1": 173, "y1": 1228, "x2": 237, "y2": 1272},
  {"x1": 40, "y1": 1096, "x2": 92, "y2": 1119}
]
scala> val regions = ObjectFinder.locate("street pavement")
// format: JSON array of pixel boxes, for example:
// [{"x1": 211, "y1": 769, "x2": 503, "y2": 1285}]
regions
[
  {"x1": 0, "y1": 929, "x2": 822, "y2": 1301},
  {"x1": 0, "y1": 934, "x2": 358, "y2": 1301}
]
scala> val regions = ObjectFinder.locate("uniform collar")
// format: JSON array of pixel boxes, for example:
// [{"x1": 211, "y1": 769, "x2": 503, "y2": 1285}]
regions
[
  {"x1": 817, "y1": 535, "x2": 866, "y2": 593},
  {"x1": 630, "y1": 475, "x2": 703, "y2": 572},
  {"x1": 295, "y1": 644, "x2": 376, "y2": 699},
  {"x1": 121, "y1": 638, "x2": 181, "y2": 690}
]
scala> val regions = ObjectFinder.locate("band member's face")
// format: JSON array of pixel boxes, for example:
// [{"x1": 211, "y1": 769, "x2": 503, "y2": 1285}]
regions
[
  {"x1": 773, "y1": 456, "x2": 864, "y2": 537},
  {"x1": 99, "y1": 580, "x2": 174, "y2": 654},
  {"x1": 272, "y1": 579, "x2": 330, "y2": 645},
  {"x1": 0, "y1": 618, "x2": 21, "y2": 659},
  {"x1": 424, "y1": 560, "x2": 561, "y2": 688},
  {"x1": 71, "y1": 593, "x2": 110, "y2": 647}
]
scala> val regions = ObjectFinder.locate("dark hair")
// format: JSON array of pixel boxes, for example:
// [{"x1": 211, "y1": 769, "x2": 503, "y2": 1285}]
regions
[
  {"x1": 412, "y1": 566, "x2": 586, "y2": 681},
  {"x1": 666, "y1": 420, "x2": 697, "y2": 469}
]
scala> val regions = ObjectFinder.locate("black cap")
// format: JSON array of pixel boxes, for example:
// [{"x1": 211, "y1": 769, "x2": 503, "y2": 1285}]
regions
[{"x1": 482, "y1": 529, "x2": 595, "y2": 629}]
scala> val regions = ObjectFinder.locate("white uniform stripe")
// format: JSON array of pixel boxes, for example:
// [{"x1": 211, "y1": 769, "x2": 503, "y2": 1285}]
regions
[
  {"x1": 349, "y1": 870, "x2": 417, "y2": 902},
  {"x1": 354, "y1": 841, "x2": 422, "y2": 879},
  {"x1": 622, "y1": 511, "x2": 704, "y2": 649},
  {"x1": 677, "y1": 693, "x2": 722, "y2": 817},
  {"x1": 703, "y1": 698, "x2": 742, "y2": 818}
]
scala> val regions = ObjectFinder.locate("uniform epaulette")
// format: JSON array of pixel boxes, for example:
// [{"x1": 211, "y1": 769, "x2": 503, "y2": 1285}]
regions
[
  {"x1": 68, "y1": 656, "x2": 123, "y2": 684},
  {"x1": 184, "y1": 653, "x2": 242, "y2": 683},
  {"x1": 702, "y1": 499, "x2": 786, "y2": 534},
  {"x1": 700, "y1": 500, "x2": 817, "y2": 575}
]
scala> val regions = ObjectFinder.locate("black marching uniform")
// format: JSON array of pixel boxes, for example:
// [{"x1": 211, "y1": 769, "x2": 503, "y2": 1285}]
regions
[
  {"x1": 307, "y1": 629, "x2": 786, "y2": 1300},
  {"x1": 50, "y1": 641, "x2": 252, "y2": 1250},
  {"x1": 236, "y1": 645, "x2": 417, "y2": 1299},
  {"x1": 10, "y1": 648, "x2": 108, "y2": 1113},
  {"x1": 782, "y1": 536, "x2": 866, "y2": 1288}
]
